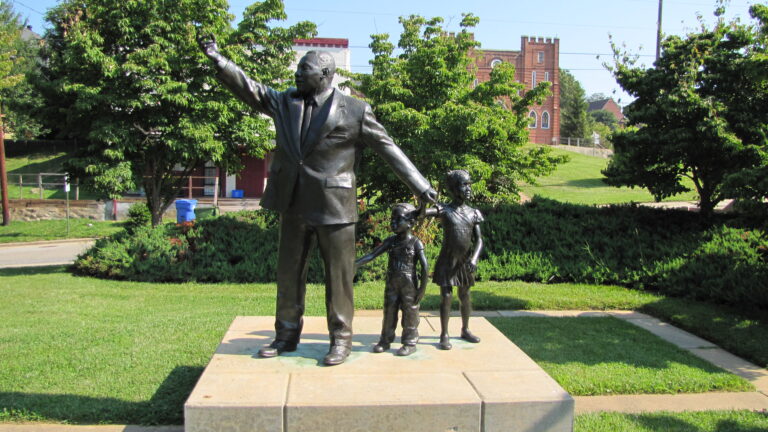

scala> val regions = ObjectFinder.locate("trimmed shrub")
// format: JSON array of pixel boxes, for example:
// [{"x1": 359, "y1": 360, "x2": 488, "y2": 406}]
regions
[
  {"x1": 476, "y1": 198, "x2": 768, "y2": 308},
  {"x1": 125, "y1": 202, "x2": 151, "y2": 233},
  {"x1": 73, "y1": 198, "x2": 768, "y2": 309}
]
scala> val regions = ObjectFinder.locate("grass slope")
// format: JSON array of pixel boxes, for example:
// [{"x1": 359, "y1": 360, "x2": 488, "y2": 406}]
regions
[
  {"x1": 6, "y1": 151, "x2": 102, "y2": 200},
  {"x1": 523, "y1": 148, "x2": 698, "y2": 204}
]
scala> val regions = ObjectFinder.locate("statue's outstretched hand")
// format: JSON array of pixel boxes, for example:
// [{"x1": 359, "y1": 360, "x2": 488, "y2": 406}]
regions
[
  {"x1": 419, "y1": 187, "x2": 438, "y2": 206},
  {"x1": 196, "y1": 31, "x2": 221, "y2": 62}
]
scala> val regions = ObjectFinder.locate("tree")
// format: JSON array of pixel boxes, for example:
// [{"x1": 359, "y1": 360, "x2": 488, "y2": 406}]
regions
[
  {"x1": 346, "y1": 14, "x2": 565, "y2": 205},
  {"x1": 586, "y1": 92, "x2": 609, "y2": 103},
  {"x1": 0, "y1": 1, "x2": 46, "y2": 139},
  {"x1": 34, "y1": 0, "x2": 315, "y2": 225},
  {"x1": 589, "y1": 109, "x2": 618, "y2": 131},
  {"x1": 559, "y1": 68, "x2": 590, "y2": 139},
  {"x1": 604, "y1": 5, "x2": 768, "y2": 216}
]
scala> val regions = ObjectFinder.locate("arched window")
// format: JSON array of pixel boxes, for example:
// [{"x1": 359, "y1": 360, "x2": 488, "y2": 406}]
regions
[
  {"x1": 541, "y1": 111, "x2": 550, "y2": 129},
  {"x1": 528, "y1": 111, "x2": 537, "y2": 128},
  {"x1": 490, "y1": 58, "x2": 503, "y2": 68}
]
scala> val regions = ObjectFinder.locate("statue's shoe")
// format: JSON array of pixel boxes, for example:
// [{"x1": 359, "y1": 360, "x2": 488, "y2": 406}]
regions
[
  {"x1": 324, "y1": 345, "x2": 351, "y2": 366},
  {"x1": 257, "y1": 340, "x2": 297, "y2": 358}
]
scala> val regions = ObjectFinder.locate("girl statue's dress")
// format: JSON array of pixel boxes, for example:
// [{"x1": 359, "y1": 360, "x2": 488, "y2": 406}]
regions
[{"x1": 432, "y1": 203, "x2": 484, "y2": 288}]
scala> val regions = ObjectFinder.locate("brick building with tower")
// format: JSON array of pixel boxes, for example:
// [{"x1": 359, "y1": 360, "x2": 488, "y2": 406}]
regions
[{"x1": 472, "y1": 36, "x2": 560, "y2": 145}]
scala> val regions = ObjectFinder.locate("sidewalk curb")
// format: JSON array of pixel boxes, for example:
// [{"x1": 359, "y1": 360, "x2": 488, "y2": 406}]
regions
[{"x1": 0, "y1": 238, "x2": 97, "y2": 248}]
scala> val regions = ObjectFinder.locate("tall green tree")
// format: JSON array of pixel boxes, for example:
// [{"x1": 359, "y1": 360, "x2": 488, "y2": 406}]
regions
[
  {"x1": 559, "y1": 68, "x2": 590, "y2": 139},
  {"x1": 0, "y1": 1, "x2": 22, "y2": 92},
  {"x1": 604, "y1": 5, "x2": 768, "y2": 215},
  {"x1": 347, "y1": 14, "x2": 565, "y2": 205},
  {"x1": 0, "y1": 1, "x2": 46, "y2": 139},
  {"x1": 34, "y1": 0, "x2": 315, "y2": 225}
]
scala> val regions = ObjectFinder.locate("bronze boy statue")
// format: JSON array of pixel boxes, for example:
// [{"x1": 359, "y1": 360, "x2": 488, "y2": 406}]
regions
[
  {"x1": 355, "y1": 203, "x2": 428, "y2": 356},
  {"x1": 424, "y1": 170, "x2": 484, "y2": 350}
]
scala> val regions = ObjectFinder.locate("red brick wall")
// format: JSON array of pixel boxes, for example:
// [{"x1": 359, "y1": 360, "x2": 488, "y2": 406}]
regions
[{"x1": 471, "y1": 36, "x2": 560, "y2": 144}]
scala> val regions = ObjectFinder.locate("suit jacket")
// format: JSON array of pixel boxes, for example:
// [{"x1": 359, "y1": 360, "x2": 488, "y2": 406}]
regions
[{"x1": 216, "y1": 61, "x2": 430, "y2": 225}]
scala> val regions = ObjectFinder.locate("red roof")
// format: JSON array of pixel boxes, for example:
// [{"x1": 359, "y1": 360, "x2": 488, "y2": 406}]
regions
[{"x1": 293, "y1": 38, "x2": 349, "y2": 48}]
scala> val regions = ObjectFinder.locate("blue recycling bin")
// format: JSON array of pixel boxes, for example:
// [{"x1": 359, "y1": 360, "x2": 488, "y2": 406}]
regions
[{"x1": 175, "y1": 199, "x2": 198, "y2": 223}]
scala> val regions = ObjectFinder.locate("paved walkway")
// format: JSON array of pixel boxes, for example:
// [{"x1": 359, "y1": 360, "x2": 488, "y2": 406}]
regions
[
  {"x1": 2, "y1": 310, "x2": 767, "y2": 431},
  {"x1": 0, "y1": 239, "x2": 95, "y2": 268}
]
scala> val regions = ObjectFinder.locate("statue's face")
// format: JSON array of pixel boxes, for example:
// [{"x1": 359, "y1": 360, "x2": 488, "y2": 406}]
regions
[
  {"x1": 449, "y1": 174, "x2": 473, "y2": 202},
  {"x1": 390, "y1": 207, "x2": 413, "y2": 233},
  {"x1": 295, "y1": 54, "x2": 325, "y2": 95}
]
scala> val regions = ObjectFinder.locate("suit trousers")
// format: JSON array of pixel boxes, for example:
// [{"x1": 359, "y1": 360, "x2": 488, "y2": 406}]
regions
[{"x1": 274, "y1": 212, "x2": 356, "y2": 348}]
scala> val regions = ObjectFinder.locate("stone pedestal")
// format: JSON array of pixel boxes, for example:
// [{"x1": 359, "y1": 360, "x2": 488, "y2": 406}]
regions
[{"x1": 185, "y1": 316, "x2": 573, "y2": 432}]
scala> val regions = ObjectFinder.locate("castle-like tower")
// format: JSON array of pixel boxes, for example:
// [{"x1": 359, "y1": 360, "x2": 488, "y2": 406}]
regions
[{"x1": 472, "y1": 36, "x2": 560, "y2": 145}]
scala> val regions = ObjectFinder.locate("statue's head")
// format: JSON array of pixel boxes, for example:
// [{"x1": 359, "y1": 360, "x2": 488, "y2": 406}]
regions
[
  {"x1": 445, "y1": 170, "x2": 473, "y2": 201},
  {"x1": 390, "y1": 203, "x2": 417, "y2": 233},
  {"x1": 295, "y1": 50, "x2": 336, "y2": 96}
]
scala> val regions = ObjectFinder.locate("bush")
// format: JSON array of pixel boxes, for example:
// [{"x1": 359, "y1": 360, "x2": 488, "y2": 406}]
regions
[
  {"x1": 74, "y1": 198, "x2": 768, "y2": 310},
  {"x1": 476, "y1": 198, "x2": 768, "y2": 309},
  {"x1": 125, "y1": 202, "x2": 151, "y2": 233},
  {"x1": 76, "y1": 211, "x2": 295, "y2": 283}
]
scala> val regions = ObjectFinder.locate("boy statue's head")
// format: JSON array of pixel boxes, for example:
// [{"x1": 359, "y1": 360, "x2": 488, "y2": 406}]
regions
[
  {"x1": 445, "y1": 169, "x2": 472, "y2": 201},
  {"x1": 390, "y1": 203, "x2": 418, "y2": 233}
]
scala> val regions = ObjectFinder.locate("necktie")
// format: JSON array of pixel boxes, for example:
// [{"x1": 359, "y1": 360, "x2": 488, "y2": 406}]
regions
[{"x1": 300, "y1": 97, "x2": 315, "y2": 145}]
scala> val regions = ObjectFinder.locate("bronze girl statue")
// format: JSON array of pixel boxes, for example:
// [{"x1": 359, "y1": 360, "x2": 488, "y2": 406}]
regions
[{"x1": 424, "y1": 170, "x2": 484, "y2": 350}]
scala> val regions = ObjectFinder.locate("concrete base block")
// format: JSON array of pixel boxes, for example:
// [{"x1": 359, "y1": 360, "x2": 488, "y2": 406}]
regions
[{"x1": 185, "y1": 316, "x2": 573, "y2": 432}]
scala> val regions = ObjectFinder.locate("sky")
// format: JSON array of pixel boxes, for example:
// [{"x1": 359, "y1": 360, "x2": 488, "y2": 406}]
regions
[{"x1": 13, "y1": 0, "x2": 762, "y2": 105}]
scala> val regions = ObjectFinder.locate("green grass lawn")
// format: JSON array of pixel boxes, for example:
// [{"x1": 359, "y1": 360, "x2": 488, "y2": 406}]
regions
[
  {"x1": 490, "y1": 317, "x2": 752, "y2": 396},
  {"x1": 6, "y1": 151, "x2": 103, "y2": 200},
  {"x1": 0, "y1": 219, "x2": 124, "y2": 243},
  {"x1": 1, "y1": 267, "x2": 764, "y2": 425},
  {"x1": 576, "y1": 410, "x2": 768, "y2": 432},
  {"x1": 523, "y1": 147, "x2": 698, "y2": 205}
]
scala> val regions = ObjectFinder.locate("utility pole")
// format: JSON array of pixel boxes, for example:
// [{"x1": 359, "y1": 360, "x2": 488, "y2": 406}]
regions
[
  {"x1": 0, "y1": 109, "x2": 9, "y2": 226},
  {"x1": 656, "y1": 0, "x2": 663, "y2": 62}
]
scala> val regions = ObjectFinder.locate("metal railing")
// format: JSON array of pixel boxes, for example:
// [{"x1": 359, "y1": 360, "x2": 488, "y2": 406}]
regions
[
  {"x1": 14, "y1": 173, "x2": 220, "y2": 205},
  {"x1": 554, "y1": 137, "x2": 608, "y2": 149},
  {"x1": 14, "y1": 173, "x2": 80, "y2": 200},
  {"x1": 180, "y1": 175, "x2": 220, "y2": 207}
]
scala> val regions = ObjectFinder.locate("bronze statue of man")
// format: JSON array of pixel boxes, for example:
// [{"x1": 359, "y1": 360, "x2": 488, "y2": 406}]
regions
[{"x1": 199, "y1": 38, "x2": 437, "y2": 366}]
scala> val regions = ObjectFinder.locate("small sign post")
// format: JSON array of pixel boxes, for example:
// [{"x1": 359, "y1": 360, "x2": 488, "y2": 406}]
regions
[{"x1": 64, "y1": 174, "x2": 71, "y2": 236}]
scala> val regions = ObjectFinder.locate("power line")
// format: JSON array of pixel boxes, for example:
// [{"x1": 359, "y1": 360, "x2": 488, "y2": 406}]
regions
[
  {"x1": 12, "y1": 0, "x2": 44, "y2": 16},
  {"x1": 349, "y1": 64, "x2": 614, "y2": 71}
]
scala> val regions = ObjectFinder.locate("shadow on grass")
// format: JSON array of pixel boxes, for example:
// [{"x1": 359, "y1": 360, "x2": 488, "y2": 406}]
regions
[
  {"x1": 633, "y1": 414, "x2": 768, "y2": 432},
  {"x1": 8, "y1": 153, "x2": 70, "y2": 175},
  {"x1": 564, "y1": 178, "x2": 609, "y2": 188},
  {"x1": 0, "y1": 265, "x2": 69, "y2": 276},
  {"x1": 0, "y1": 365, "x2": 203, "y2": 425},
  {"x1": 419, "y1": 290, "x2": 531, "y2": 311},
  {"x1": 639, "y1": 296, "x2": 768, "y2": 370}
]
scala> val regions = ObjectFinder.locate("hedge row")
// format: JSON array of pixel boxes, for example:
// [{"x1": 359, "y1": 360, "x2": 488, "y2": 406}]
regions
[{"x1": 74, "y1": 198, "x2": 768, "y2": 309}]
